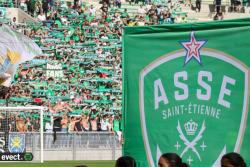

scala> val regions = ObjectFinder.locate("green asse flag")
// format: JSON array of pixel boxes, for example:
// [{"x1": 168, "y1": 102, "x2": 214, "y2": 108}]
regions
[{"x1": 122, "y1": 18, "x2": 250, "y2": 167}]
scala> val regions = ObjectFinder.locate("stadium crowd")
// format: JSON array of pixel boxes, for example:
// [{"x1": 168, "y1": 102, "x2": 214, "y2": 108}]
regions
[{"x1": 0, "y1": 0, "x2": 190, "y2": 134}]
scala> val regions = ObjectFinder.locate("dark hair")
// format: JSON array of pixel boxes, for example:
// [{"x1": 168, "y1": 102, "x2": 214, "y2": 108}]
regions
[
  {"x1": 115, "y1": 156, "x2": 136, "y2": 167},
  {"x1": 221, "y1": 152, "x2": 246, "y2": 167},
  {"x1": 160, "y1": 153, "x2": 189, "y2": 167},
  {"x1": 0, "y1": 85, "x2": 10, "y2": 99}
]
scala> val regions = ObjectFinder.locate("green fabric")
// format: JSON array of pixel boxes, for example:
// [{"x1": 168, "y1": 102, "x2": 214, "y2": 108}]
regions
[
  {"x1": 9, "y1": 97, "x2": 31, "y2": 102},
  {"x1": 83, "y1": 109, "x2": 91, "y2": 114},
  {"x1": 91, "y1": 112, "x2": 99, "y2": 118},
  {"x1": 121, "y1": 12, "x2": 129, "y2": 18},
  {"x1": 32, "y1": 90, "x2": 46, "y2": 97},
  {"x1": 43, "y1": 116, "x2": 51, "y2": 122},
  {"x1": 32, "y1": 114, "x2": 40, "y2": 119},
  {"x1": 46, "y1": 90, "x2": 55, "y2": 97},
  {"x1": 0, "y1": 99, "x2": 6, "y2": 104},
  {"x1": 55, "y1": 20, "x2": 62, "y2": 28},
  {"x1": 113, "y1": 120, "x2": 120, "y2": 132},
  {"x1": 87, "y1": 16, "x2": 94, "y2": 22},
  {"x1": 123, "y1": 18, "x2": 250, "y2": 167},
  {"x1": 70, "y1": 77, "x2": 77, "y2": 82}
]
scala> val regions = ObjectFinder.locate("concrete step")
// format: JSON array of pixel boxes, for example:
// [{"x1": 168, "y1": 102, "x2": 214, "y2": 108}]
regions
[
  {"x1": 183, "y1": 4, "x2": 250, "y2": 20},
  {"x1": 6, "y1": 8, "x2": 38, "y2": 23},
  {"x1": 224, "y1": 12, "x2": 250, "y2": 19}
]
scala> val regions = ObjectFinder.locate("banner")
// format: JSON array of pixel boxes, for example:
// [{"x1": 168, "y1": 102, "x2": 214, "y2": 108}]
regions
[
  {"x1": 0, "y1": 25, "x2": 42, "y2": 87},
  {"x1": 46, "y1": 63, "x2": 64, "y2": 78},
  {"x1": 123, "y1": 18, "x2": 250, "y2": 167},
  {"x1": 0, "y1": 135, "x2": 5, "y2": 153},
  {"x1": 8, "y1": 134, "x2": 25, "y2": 153}
]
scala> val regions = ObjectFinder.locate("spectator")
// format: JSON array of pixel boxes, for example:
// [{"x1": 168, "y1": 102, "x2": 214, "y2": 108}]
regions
[
  {"x1": 68, "y1": 117, "x2": 76, "y2": 132},
  {"x1": 25, "y1": 117, "x2": 33, "y2": 132},
  {"x1": 27, "y1": 0, "x2": 35, "y2": 15},
  {"x1": 74, "y1": 116, "x2": 83, "y2": 132},
  {"x1": 42, "y1": 0, "x2": 49, "y2": 18},
  {"x1": 115, "y1": 156, "x2": 136, "y2": 167},
  {"x1": 116, "y1": 0, "x2": 122, "y2": 8},
  {"x1": 137, "y1": 16, "x2": 146, "y2": 26},
  {"x1": 20, "y1": 0, "x2": 28, "y2": 12},
  {"x1": 81, "y1": 114, "x2": 90, "y2": 131},
  {"x1": 0, "y1": 0, "x2": 187, "y2": 133},
  {"x1": 16, "y1": 115, "x2": 26, "y2": 132},
  {"x1": 74, "y1": 0, "x2": 80, "y2": 8},
  {"x1": 89, "y1": 4, "x2": 96, "y2": 16},
  {"x1": 113, "y1": 115, "x2": 122, "y2": 142},
  {"x1": 12, "y1": 17, "x2": 17, "y2": 28},
  {"x1": 100, "y1": 115, "x2": 108, "y2": 131},
  {"x1": 147, "y1": 5, "x2": 156, "y2": 23},
  {"x1": 33, "y1": 118, "x2": 40, "y2": 132},
  {"x1": 35, "y1": 0, "x2": 43, "y2": 15},
  {"x1": 100, "y1": 3, "x2": 108, "y2": 14},
  {"x1": 53, "y1": 116, "x2": 62, "y2": 132},
  {"x1": 9, "y1": 115, "x2": 17, "y2": 132},
  {"x1": 37, "y1": 12, "x2": 46, "y2": 22},
  {"x1": 61, "y1": 114, "x2": 68, "y2": 132},
  {"x1": 158, "y1": 153, "x2": 189, "y2": 167},
  {"x1": 121, "y1": 9, "x2": 129, "y2": 18},
  {"x1": 196, "y1": 0, "x2": 201, "y2": 12},
  {"x1": 138, "y1": 5, "x2": 146, "y2": 16},
  {"x1": 90, "y1": 116, "x2": 98, "y2": 131},
  {"x1": 97, "y1": 122, "x2": 102, "y2": 131},
  {"x1": 0, "y1": 114, "x2": 8, "y2": 132},
  {"x1": 107, "y1": 116, "x2": 113, "y2": 131},
  {"x1": 221, "y1": 152, "x2": 246, "y2": 167}
]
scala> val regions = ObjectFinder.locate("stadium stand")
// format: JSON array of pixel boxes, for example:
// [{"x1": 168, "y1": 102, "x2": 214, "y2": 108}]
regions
[
  {"x1": 0, "y1": 0, "x2": 249, "y2": 134},
  {"x1": 0, "y1": 0, "x2": 192, "y2": 134}
]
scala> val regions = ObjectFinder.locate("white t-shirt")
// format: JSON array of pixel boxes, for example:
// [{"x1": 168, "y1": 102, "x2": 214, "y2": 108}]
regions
[
  {"x1": 101, "y1": 119, "x2": 108, "y2": 131},
  {"x1": 138, "y1": 8, "x2": 146, "y2": 15},
  {"x1": 89, "y1": 8, "x2": 96, "y2": 16},
  {"x1": 101, "y1": 36, "x2": 109, "y2": 39},
  {"x1": 90, "y1": 22, "x2": 98, "y2": 27},
  {"x1": 137, "y1": 21, "x2": 145, "y2": 26},
  {"x1": 37, "y1": 14, "x2": 46, "y2": 21},
  {"x1": 61, "y1": 17, "x2": 68, "y2": 24},
  {"x1": 146, "y1": 4, "x2": 152, "y2": 11}
]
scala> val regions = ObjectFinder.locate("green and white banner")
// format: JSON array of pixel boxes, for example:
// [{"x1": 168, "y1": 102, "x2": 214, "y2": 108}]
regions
[
  {"x1": 46, "y1": 63, "x2": 64, "y2": 78},
  {"x1": 123, "y1": 18, "x2": 250, "y2": 167}
]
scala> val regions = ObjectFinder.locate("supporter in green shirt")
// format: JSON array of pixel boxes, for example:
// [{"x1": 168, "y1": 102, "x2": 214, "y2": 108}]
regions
[
  {"x1": 113, "y1": 118, "x2": 120, "y2": 132},
  {"x1": 121, "y1": 9, "x2": 129, "y2": 18}
]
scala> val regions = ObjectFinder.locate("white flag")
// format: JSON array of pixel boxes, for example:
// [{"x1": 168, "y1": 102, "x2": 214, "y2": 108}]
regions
[{"x1": 0, "y1": 24, "x2": 42, "y2": 87}]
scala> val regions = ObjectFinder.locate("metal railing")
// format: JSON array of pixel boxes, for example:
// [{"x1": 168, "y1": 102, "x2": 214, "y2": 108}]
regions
[{"x1": 0, "y1": 132, "x2": 122, "y2": 161}]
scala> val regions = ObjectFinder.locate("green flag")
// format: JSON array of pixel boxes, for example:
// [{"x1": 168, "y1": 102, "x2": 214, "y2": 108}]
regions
[{"x1": 123, "y1": 18, "x2": 250, "y2": 167}]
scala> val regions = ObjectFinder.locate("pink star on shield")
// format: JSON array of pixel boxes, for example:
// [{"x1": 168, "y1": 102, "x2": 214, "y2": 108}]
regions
[{"x1": 181, "y1": 32, "x2": 207, "y2": 65}]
